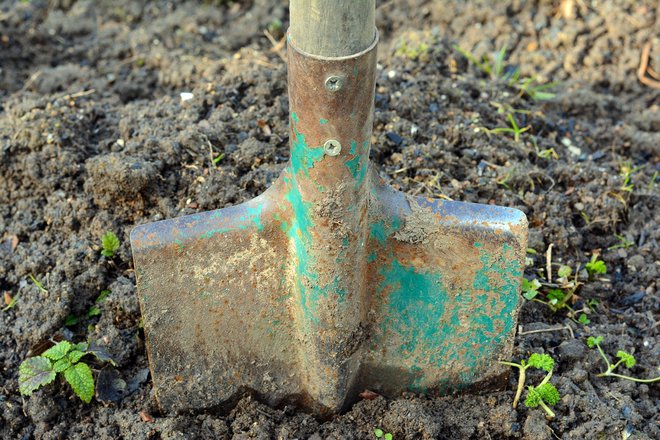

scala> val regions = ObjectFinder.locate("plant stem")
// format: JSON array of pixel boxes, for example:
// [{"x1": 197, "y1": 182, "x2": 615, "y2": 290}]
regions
[
  {"x1": 594, "y1": 343, "x2": 612, "y2": 369},
  {"x1": 538, "y1": 370, "x2": 553, "y2": 387},
  {"x1": 596, "y1": 372, "x2": 660, "y2": 383},
  {"x1": 539, "y1": 400, "x2": 556, "y2": 419},
  {"x1": 499, "y1": 362, "x2": 526, "y2": 408}
]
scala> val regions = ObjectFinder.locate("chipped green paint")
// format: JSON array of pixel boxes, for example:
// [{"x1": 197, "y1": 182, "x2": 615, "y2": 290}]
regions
[
  {"x1": 291, "y1": 112, "x2": 324, "y2": 176},
  {"x1": 319, "y1": 118, "x2": 328, "y2": 125},
  {"x1": 369, "y1": 217, "x2": 401, "y2": 244},
  {"x1": 349, "y1": 141, "x2": 357, "y2": 155},
  {"x1": 374, "y1": 241, "x2": 522, "y2": 392}
]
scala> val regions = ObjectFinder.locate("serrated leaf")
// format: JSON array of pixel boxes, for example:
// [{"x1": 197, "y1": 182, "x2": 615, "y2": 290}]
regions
[
  {"x1": 101, "y1": 232, "x2": 120, "y2": 258},
  {"x1": 616, "y1": 351, "x2": 636, "y2": 369},
  {"x1": 53, "y1": 357, "x2": 72, "y2": 373},
  {"x1": 64, "y1": 363, "x2": 94, "y2": 403},
  {"x1": 536, "y1": 383, "x2": 560, "y2": 405},
  {"x1": 19, "y1": 356, "x2": 56, "y2": 396},
  {"x1": 587, "y1": 336, "x2": 604, "y2": 348},
  {"x1": 68, "y1": 350, "x2": 86, "y2": 363},
  {"x1": 578, "y1": 314, "x2": 590, "y2": 325},
  {"x1": 524, "y1": 386, "x2": 541, "y2": 408},
  {"x1": 557, "y1": 265, "x2": 572, "y2": 278},
  {"x1": 527, "y1": 353, "x2": 554, "y2": 372},
  {"x1": 42, "y1": 341, "x2": 72, "y2": 360},
  {"x1": 586, "y1": 256, "x2": 607, "y2": 275},
  {"x1": 547, "y1": 289, "x2": 566, "y2": 303}
]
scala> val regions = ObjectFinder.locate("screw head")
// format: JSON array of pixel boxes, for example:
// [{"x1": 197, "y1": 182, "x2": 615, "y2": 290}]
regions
[
  {"x1": 323, "y1": 139, "x2": 342, "y2": 156},
  {"x1": 325, "y1": 75, "x2": 344, "y2": 92}
]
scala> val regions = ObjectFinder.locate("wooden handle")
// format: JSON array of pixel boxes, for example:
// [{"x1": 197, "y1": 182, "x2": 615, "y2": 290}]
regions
[{"x1": 289, "y1": 0, "x2": 375, "y2": 58}]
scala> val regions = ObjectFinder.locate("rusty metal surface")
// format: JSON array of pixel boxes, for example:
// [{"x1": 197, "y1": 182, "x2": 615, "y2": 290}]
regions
[{"x1": 130, "y1": 30, "x2": 528, "y2": 415}]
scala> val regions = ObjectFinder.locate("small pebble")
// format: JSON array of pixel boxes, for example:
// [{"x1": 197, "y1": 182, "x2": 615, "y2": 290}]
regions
[{"x1": 180, "y1": 92, "x2": 194, "y2": 102}]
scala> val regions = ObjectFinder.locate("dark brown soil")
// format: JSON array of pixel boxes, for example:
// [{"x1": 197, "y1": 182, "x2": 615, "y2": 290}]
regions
[{"x1": 1, "y1": 0, "x2": 659, "y2": 439}]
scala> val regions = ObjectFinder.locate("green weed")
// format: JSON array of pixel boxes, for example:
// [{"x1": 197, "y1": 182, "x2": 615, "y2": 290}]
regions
[
  {"x1": 19, "y1": 340, "x2": 114, "y2": 403},
  {"x1": 587, "y1": 336, "x2": 660, "y2": 384},
  {"x1": 374, "y1": 428, "x2": 393, "y2": 440},
  {"x1": 499, "y1": 353, "x2": 560, "y2": 418},
  {"x1": 101, "y1": 231, "x2": 120, "y2": 258},
  {"x1": 585, "y1": 254, "x2": 606, "y2": 277},
  {"x1": 454, "y1": 45, "x2": 557, "y2": 100},
  {"x1": 488, "y1": 113, "x2": 530, "y2": 142}
]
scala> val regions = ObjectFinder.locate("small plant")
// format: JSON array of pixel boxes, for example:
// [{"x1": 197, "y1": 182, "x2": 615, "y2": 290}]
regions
[
  {"x1": 488, "y1": 113, "x2": 530, "y2": 142},
  {"x1": 499, "y1": 353, "x2": 560, "y2": 419},
  {"x1": 525, "y1": 382, "x2": 561, "y2": 419},
  {"x1": 19, "y1": 340, "x2": 113, "y2": 403},
  {"x1": 454, "y1": 45, "x2": 557, "y2": 100},
  {"x1": 515, "y1": 76, "x2": 559, "y2": 101},
  {"x1": 530, "y1": 136, "x2": 558, "y2": 160},
  {"x1": 521, "y1": 277, "x2": 541, "y2": 300},
  {"x1": 374, "y1": 428, "x2": 393, "y2": 440},
  {"x1": 396, "y1": 31, "x2": 432, "y2": 61},
  {"x1": 101, "y1": 231, "x2": 120, "y2": 258},
  {"x1": 30, "y1": 274, "x2": 48, "y2": 293},
  {"x1": 587, "y1": 336, "x2": 660, "y2": 383},
  {"x1": 522, "y1": 268, "x2": 591, "y2": 325},
  {"x1": 619, "y1": 161, "x2": 645, "y2": 193},
  {"x1": 3, "y1": 292, "x2": 18, "y2": 311},
  {"x1": 585, "y1": 254, "x2": 606, "y2": 276},
  {"x1": 608, "y1": 234, "x2": 634, "y2": 251},
  {"x1": 454, "y1": 45, "x2": 509, "y2": 80}
]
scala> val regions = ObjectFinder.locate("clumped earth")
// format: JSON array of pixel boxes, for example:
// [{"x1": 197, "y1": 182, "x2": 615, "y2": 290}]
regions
[{"x1": 1, "y1": 0, "x2": 659, "y2": 439}]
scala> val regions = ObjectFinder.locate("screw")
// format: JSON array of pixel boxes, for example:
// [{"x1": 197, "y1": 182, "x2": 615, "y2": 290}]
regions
[
  {"x1": 323, "y1": 139, "x2": 342, "y2": 156},
  {"x1": 325, "y1": 75, "x2": 344, "y2": 92}
]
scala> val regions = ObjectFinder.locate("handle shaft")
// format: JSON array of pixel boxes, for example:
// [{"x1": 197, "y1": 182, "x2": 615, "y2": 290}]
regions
[{"x1": 289, "y1": 0, "x2": 375, "y2": 57}]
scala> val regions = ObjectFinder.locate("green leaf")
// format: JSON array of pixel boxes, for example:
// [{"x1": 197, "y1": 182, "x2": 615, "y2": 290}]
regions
[
  {"x1": 547, "y1": 289, "x2": 566, "y2": 304},
  {"x1": 96, "y1": 290, "x2": 111, "y2": 303},
  {"x1": 616, "y1": 351, "x2": 636, "y2": 369},
  {"x1": 531, "y1": 91, "x2": 556, "y2": 101},
  {"x1": 536, "y1": 383, "x2": 560, "y2": 405},
  {"x1": 53, "y1": 357, "x2": 72, "y2": 373},
  {"x1": 522, "y1": 278, "x2": 541, "y2": 300},
  {"x1": 64, "y1": 363, "x2": 95, "y2": 403},
  {"x1": 578, "y1": 314, "x2": 590, "y2": 325},
  {"x1": 68, "y1": 350, "x2": 87, "y2": 363},
  {"x1": 524, "y1": 386, "x2": 541, "y2": 408},
  {"x1": 385, "y1": 434, "x2": 393, "y2": 440},
  {"x1": 64, "y1": 314, "x2": 79, "y2": 327},
  {"x1": 19, "y1": 356, "x2": 56, "y2": 396},
  {"x1": 586, "y1": 255, "x2": 607, "y2": 275},
  {"x1": 586, "y1": 336, "x2": 604, "y2": 348},
  {"x1": 42, "y1": 341, "x2": 72, "y2": 361},
  {"x1": 87, "y1": 306, "x2": 101, "y2": 318},
  {"x1": 525, "y1": 383, "x2": 560, "y2": 408},
  {"x1": 374, "y1": 428, "x2": 384, "y2": 438},
  {"x1": 101, "y1": 232, "x2": 120, "y2": 258},
  {"x1": 557, "y1": 266, "x2": 573, "y2": 278},
  {"x1": 527, "y1": 353, "x2": 554, "y2": 372}
]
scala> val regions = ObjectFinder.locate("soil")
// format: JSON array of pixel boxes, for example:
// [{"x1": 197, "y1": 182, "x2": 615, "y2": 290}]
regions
[{"x1": 1, "y1": 0, "x2": 659, "y2": 439}]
